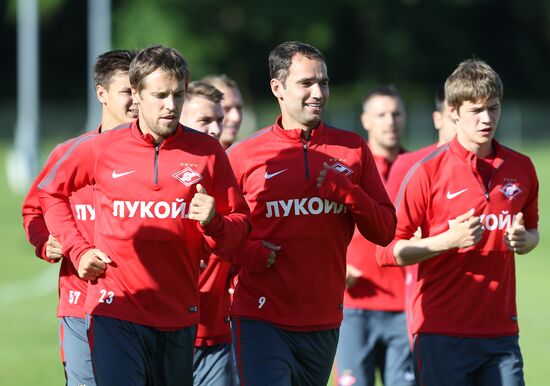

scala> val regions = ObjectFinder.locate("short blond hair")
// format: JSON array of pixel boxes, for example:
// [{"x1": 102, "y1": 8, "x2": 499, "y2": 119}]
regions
[
  {"x1": 202, "y1": 74, "x2": 239, "y2": 91},
  {"x1": 445, "y1": 59, "x2": 503, "y2": 110},
  {"x1": 185, "y1": 81, "x2": 224, "y2": 104}
]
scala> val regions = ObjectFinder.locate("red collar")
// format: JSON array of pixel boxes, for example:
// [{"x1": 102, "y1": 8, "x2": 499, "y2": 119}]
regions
[
  {"x1": 448, "y1": 136, "x2": 505, "y2": 167},
  {"x1": 130, "y1": 119, "x2": 183, "y2": 147},
  {"x1": 271, "y1": 115, "x2": 327, "y2": 142}
]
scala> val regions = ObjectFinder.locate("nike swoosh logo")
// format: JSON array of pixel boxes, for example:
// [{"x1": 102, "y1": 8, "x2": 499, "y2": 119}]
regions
[
  {"x1": 446, "y1": 188, "x2": 468, "y2": 199},
  {"x1": 112, "y1": 170, "x2": 136, "y2": 179},
  {"x1": 264, "y1": 169, "x2": 288, "y2": 179}
]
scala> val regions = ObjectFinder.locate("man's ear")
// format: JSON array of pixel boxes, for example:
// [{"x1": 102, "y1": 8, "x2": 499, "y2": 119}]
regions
[
  {"x1": 432, "y1": 111, "x2": 442, "y2": 130},
  {"x1": 360, "y1": 111, "x2": 371, "y2": 133},
  {"x1": 270, "y1": 79, "x2": 283, "y2": 100},
  {"x1": 96, "y1": 85, "x2": 107, "y2": 105},
  {"x1": 131, "y1": 88, "x2": 140, "y2": 104},
  {"x1": 450, "y1": 104, "x2": 460, "y2": 122}
]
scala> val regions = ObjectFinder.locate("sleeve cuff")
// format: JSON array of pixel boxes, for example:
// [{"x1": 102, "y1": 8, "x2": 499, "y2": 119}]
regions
[{"x1": 376, "y1": 239, "x2": 400, "y2": 267}]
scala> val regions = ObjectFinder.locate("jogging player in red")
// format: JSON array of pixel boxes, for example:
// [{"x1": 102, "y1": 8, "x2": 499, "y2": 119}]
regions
[
  {"x1": 336, "y1": 85, "x2": 414, "y2": 386},
  {"x1": 22, "y1": 49, "x2": 138, "y2": 386},
  {"x1": 377, "y1": 59, "x2": 539, "y2": 386},
  {"x1": 384, "y1": 85, "x2": 457, "y2": 348},
  {"x1": 227, "y1": 41, "x2": 396, "y2": 386},
  {"x1": 38, "y1": 45, "x2": 250, "y2": 386},
  {"x1": 180, "y1": 81, "x2": 235, "y2": 386}
]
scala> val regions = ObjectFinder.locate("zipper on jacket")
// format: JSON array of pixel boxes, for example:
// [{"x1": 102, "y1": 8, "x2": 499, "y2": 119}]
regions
[
  {"x1": 474, "y1": 175, "x2": 490, "y2": 202},
  {"x1": 301, "y1": 138, "x2": 309, "y2": 180},
  {"x1": 473, "y1": 159, "x2": 502, "y2": 202},
  {"x1": 154, "y1": 145, "x2": 160, "y2": 185}
]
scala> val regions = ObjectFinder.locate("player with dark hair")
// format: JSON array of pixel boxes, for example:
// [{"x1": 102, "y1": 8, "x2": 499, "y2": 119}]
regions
[
  {"x1": 383, "y1": 84, "x2": 457, "y2": 348},
  {"x1": 227, "y1": 41, "x2": 396, "y2": 386},
  {"x1": 336, "y1": 84, "x2": 414, "y2": 386},
  {"x1": 22, "y1": 49, "x2": 137, "y2": 386}
]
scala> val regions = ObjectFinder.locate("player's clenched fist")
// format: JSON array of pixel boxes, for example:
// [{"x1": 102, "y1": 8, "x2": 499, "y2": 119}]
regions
[
  {"x1": 345, "y1": 264, "x2": 363, "y2": 289},
  {"x1": 504, "y1": 212, "x2": 538, "y2": 254},
  {"x1": 504, "y1": 212, "x2": 526, "y2": 253},
  {"x1": 189, "y1": 183, "x2": 216, "y2": 226},
  {"x1": 446, "y1": 208, "x2": 484, "y2": 249},
  {"x1": 262, "y1": 240, "x2": 281, "y2": 268},
  {"x1": 46, "y1": 234, "x2": 64, "y2": 262},
  {"x1": 78, "y1": 249, "x2": 112, "y2": 280}
]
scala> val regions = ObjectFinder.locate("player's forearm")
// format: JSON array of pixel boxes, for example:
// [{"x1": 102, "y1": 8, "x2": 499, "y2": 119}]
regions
[
  {"x1": 393, "y1": 231, "x2": 456, "y2": 266},
  {"x1": 219, "y1": 239, "x2": 271, "y2": 273},
  {"x1": 40, "y1": 194, "x2": 93, "y2": 267},
  {"x1": 23, "y1": 215, "x2": 56, "y2": 262},
  {"x1": 348, "y1": 185, "x2": 397, "y2": 246},
  {"x1": 201, "y1": 212, "x2": 251, "y2": 253},
  {"x1": 318, "y1": 171, "x2": 396, "y2": 246}
]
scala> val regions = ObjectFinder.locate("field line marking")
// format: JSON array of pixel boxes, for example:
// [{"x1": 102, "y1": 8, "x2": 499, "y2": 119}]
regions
[{"x1": 0, "y1": 265, "x2": 58, "y2": 305}]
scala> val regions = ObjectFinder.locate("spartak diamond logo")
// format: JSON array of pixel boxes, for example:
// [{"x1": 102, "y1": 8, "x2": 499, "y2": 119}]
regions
[
  {"x1": 330, "y1": 162, "x2": 353, "y2": 176},
  {"x1": 500, "y1": 182, "x2": 522, "y2": 199},
  {"x1": 173, "y1": 167, "x2": 203, "y2": 186}
]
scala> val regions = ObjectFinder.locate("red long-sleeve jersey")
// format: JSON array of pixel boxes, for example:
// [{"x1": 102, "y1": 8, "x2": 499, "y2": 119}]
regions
[
  {"x1": 226, "y1": 117, "x2": 396, "y2": 331},
  {"x1": 384, "y1": 143, "x2": 440, "y2": 342},
  {"x1": 377, "y1": 138, "x2": 538, "y2": 337},
  {"x1": 385, "y1": 144, "x2": 438, "y2": 201},
  {"x1": 195, "y1": 254, "x2": 232, "y2": 346},
  {"x1": 38, "y1": 121, "x2": 250, "y2": 330},
  {"x1": 344, "y1": 151, "x2": 406, "y2": 311},
  {"x1": 22, "y1": 129, "x2": 99, "y2": 318}
]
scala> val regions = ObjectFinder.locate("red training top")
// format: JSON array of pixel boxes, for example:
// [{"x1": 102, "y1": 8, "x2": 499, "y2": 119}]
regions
[
  {"x1": 227, "y1": 117, "x2": 396, "y2": 331},
  {"x1": 22, "y1": 128, "x2": 100, "y2": 318},
  {"x1": 377, "y1": 138, "x2": 538, "y2": 337},
  {"x1": 38, "y1": 121, "x2": 250, "y2": 330}
]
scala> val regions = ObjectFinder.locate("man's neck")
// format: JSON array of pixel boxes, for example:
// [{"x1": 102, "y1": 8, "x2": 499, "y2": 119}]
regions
[
  {"x1": 457, "y1": 135, "x2": 493, "y2": 158},
  {"x1": 280, "y1": 116, "x2": 316, "y2": 137},
  {"x1": 368, "y1": 141, "x2": 400, "y2": 162},
  {"x1": 100, "y1": 117, "x2": 121, "y2": 133}
]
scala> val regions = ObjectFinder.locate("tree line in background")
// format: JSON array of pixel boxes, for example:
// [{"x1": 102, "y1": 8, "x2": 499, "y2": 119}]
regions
[{"x1": 2, "y1": 0, "x2": 550, "y2": 106}]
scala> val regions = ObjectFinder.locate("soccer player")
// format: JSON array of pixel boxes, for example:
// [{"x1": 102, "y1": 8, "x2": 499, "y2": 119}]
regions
[
  {"x1": 180, "y1": 80, "x2": 224, "y2": 139},
  {"x1": 226, "y1": 41, "x2": 397, "y2": 386},
  {"x1": 21, "y1": 49, "x2": 138, "y2": 386},
  {"x1": 202, "y1": 74, "x2": 244, "y2": 149},
  {"x1": 336, "y1": 85, "x2": 414, "y2": 386},
  {"x1": 180, "y1": 79, "x2": 235, "y2": 386},
  {"x1": 38, "y1": 45, "x2": 250, "y2": 386},
  {"x1": 377, "y1": 59, "x2": 539, "y2": 386},
  {"x1": 384, "y1": 85, "x2": 457, "y2": 348}
]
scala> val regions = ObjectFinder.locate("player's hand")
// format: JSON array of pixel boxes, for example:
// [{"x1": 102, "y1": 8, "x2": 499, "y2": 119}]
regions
[
  {"x1": 199, "y1": 259, "x2": 208, "y2": 272},
  {"x1": 262, "y1": 240, "x2": 281, "y2": 268},
  {"x1": 446, "y1": 208, "x2": 483, "y2": 249},
  {"x1": 345, "y1": 264, "x2": 363, "y2": 289},
  {"x1": 189, "y1": 184, "x2": 216, "y2": 226},
  {"x1": 45, "y1": 235, "x2": 64, "y2": 262},
  {"x1": 316, "y1": 162, "x2": 331, "y2": 189},
  {"x1": 504, "y1": 213, "x2": 537, "y2": 254},
  {"x1": 78, "y1": 249, "x2": 112, "y2": 280}
]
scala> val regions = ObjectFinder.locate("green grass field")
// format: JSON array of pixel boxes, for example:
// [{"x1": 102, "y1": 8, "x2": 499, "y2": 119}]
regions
[{"x1": 1, "y1": 141, "x2": 549, "y2": 385}]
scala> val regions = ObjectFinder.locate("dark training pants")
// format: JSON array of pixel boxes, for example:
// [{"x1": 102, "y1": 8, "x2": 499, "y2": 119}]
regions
[
  {"x1": 88, "y1": 315, "x2": 196, "y2": 386},
  {"x1": 232, "y1": 318, "x2": 339, "y2": 386},
  {"x1": 413, "y1": 334, "x2": 525, "y2": 386}
]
